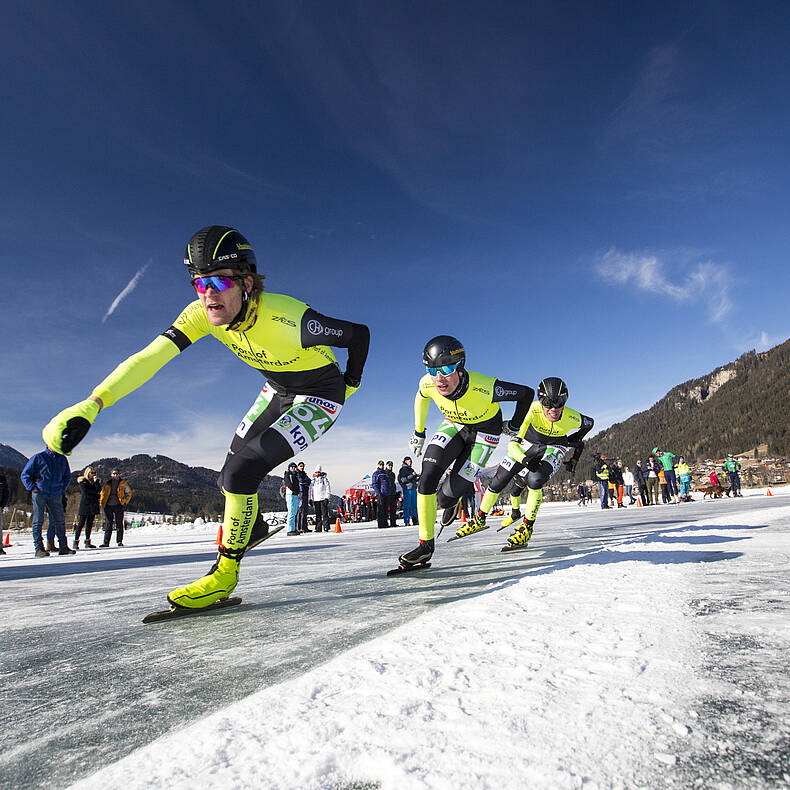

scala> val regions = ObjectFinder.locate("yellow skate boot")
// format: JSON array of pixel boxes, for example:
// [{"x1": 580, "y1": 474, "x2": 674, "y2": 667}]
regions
[
  {"x1": 452, "y1": 511, "x2": 488, "y2": 540},
  {"x1": 167, "y1": 549, "x2": 241, "y2": 609},
  {"x1": 498, "y1": 508, "x2": 522, "y2": 530},
  {"x1": 502, "y1": 519, "x2": 534, "y2": 552}
]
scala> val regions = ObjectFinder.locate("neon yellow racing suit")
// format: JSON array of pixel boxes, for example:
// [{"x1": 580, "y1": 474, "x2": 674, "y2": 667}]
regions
[
  {"x1": 479, "y1": 400, "x2": 594, "y2": 523},
  {"x1": 413, "y1": 370, "x2": 534, "y2": 540},
  {"x1": 46, "y1": 290, "x2": 369, "y2": 608}
]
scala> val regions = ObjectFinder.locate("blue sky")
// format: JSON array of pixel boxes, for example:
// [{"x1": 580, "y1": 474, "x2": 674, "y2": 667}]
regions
[{"x1": 3, "y1": 1, "x2": 789, "y2": 490}]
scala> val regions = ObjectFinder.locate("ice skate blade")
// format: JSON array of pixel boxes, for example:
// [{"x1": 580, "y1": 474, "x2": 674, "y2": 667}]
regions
[{"x1": 142, "y1": 596, "x2": 242, "y2": 624}]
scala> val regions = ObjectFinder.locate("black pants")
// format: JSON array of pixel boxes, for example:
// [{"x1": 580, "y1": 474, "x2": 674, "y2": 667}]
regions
[
  {"x1": 218, "y1": 378, "x2": 345, "y2": 496},
  {"x1": 377, "y1": 494, "x2": 397, "y2": 528},
  {"x1": 74, "y1": 513, "x2": 95, "y2": 543},
  {"x1": 638, "y1": 484, "x2": 649, "y2": 506},
  {"x1": 296, "y1": 496, "x2": 309, "y2": 531},
  {"x1": 418, "y1": 426, "x2": 480, "y2": 509},
  {"x1": 103, "y1": 506, "x2": 124, "y2": 544},
  {"x1": 313, "y1": 499, "x2": 330, "y2": 531}
]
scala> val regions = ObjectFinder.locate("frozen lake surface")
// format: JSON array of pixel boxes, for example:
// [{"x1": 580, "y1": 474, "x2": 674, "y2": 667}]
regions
[{"x1": 1, "y1": 490, "x2": 789, "y2": 789}]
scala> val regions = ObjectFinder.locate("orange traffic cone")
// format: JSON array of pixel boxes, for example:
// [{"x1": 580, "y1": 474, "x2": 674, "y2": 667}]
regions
[
  {"x1": 334, "y1": 517, "x2": 342, "y2": 533},
  {"x1": 460, "y1": 507, "x2": 467, "y2": 523},
  {"x1": 215, "y1": 524, "x2": 223, "y2": 544},
  {"x1": 636, "y1": 496, "x2": 643, "y2": 508},
  {"x1": 767, "y1": 488, "x2": 773, "y2": 496},
  {"x1": 3, "y1": 533, "x2": 10, "y2": 547}
]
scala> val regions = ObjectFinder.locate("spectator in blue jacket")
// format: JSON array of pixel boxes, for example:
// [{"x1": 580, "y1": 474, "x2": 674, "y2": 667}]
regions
[
  {"x1": 398, "y1": 457, "x2": 419, "y2": 526},
  {"x1": 372, "y1": 460, "x2": 396, "y2": 529},
  {"x1": 21, "y1": 446, "x2": 74, "y2": 557}
]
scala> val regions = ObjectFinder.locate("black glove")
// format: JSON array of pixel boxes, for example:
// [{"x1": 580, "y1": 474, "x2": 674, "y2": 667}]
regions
[
  {"x1": 564, "y1": 457, "x2": 578, "y2": 476},
  {"x1": 501, "y1": 421, "x2": 519, "y2": 438}
]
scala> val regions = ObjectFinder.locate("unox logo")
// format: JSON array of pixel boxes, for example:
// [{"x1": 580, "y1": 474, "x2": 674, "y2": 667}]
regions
[
  {"x1": 306, "y1": 396, "x2": 338, "y2": 414},
  {"x1": 482, "y1": 433, "x2": 499, "y2": 446},
  {"x1": 307, "y1": 319, "x2": 323, "y2": 335}
]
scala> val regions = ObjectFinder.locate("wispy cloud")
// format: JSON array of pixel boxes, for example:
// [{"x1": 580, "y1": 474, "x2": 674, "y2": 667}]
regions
[
  {"x1": 102, "y1": 261, "x2": 151, "y2": 323},
  {"x1": 735, "y1": 331, "x2": 789, "y2": 354},
  {"x1": 596, "y1": 248, "x2": 732, "y2": 323}
]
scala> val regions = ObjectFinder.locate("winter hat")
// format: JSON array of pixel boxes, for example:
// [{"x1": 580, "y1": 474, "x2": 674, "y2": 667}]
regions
[{"x1": 314, "y1": 464, "x2": 323, "y2": 474}]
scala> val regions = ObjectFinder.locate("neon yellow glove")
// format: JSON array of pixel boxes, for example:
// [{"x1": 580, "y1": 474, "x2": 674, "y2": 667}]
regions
[
  {"x1": 42, "y1": 398, "x2": 101, "y2": 455},
  {"x1": 344, "y1": 383, "x2": 359, "y2": 399}
]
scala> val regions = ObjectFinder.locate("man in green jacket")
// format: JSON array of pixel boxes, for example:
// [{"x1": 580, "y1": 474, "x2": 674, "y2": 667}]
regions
[
  {"x1": 722, "y1": 454, "x2": 743, "y2": 497},
  {"x1": 653, "y1": 447, "x2": 680, "y2": 504}
]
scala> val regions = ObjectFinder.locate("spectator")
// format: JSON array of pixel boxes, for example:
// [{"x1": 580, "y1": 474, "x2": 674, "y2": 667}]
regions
[
  {"x1": 654, "y1": 447, "x2": 680, "y2": 504},
  {"x1": 372, "y1": 460, "x2": 395, "y2": 529},
  {"x1": 309, "y1": 464, "x2": 332, "y2": 532},
  {"x1": 633, "y1": 459, "x2": 649, "y2": 506},
  {"x1": 722, "y1": 454, "x2": 743, "y2": 497},
  {"x1": 100, "y1": 469, "x2": 132, "y2": 547},
  {"x1": 74, "y1": 466, "x2": 101, "y2": 549},
  {"x1": 0, "y1": 470, "x2": 8, "y2": 555},
  {"x1": 610, "y1": 460, "x2": 626, "y2": 508},
  {"x1": 398, "y1": 456, "x2": 419, "y2": 526},
  {"x1": 283, "y1": 461, "x2": 300, "y2": 535},
  {"x1": 461, "y1": 489, "x2": 476, "y2": 520},
  {"x1": 594, "y1": 454, "x2": 610, "y2": 509},
  {"x1": 385, "y1": 461, "x2": 398, "y2": 526},
  {"x1": 295, "y1": 461, "x2": 312, "y2": 532},
  {"x1": 677, "y1": 456, "x2": 692, "y2": 502},
  {"x1": 623, "y1": 465, "x2": 636, "y2": 505},
  {"x1": 21, "y1": 446, "x2": 74, "y2": 556},
  {"x1": 658, "y1": 468, "x2": 670, "y2": 503},
  {"x1": 644, "y1": 454, "x2": 661, "y2": 505},
  {"x1": 576, "y1": 482, "x2": 587, "y2": 506}
]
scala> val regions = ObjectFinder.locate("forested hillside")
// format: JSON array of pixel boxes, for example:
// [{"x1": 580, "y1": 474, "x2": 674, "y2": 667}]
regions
[{"x1": 580, "y1": 338, "x2": 790, "y2": 478}]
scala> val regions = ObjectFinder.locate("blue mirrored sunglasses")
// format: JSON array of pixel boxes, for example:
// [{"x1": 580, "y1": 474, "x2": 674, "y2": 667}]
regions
[
  {"x1": 426, "y1": 361, "x2": 461, "y2": 376},
  {"x1": 191, "y1": 275, "x2": 243, "y2": 294}
]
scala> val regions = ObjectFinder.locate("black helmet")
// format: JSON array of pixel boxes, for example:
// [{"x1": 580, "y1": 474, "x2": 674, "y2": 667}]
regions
[
  {"x1": 184, "y1": 226, "x2": 258, "y2": 276},
  {"x1": 537, "y1": 377, "x2": 568, "y2": 409},
  {"x1": 422, "y1": 335, "x2": 466, "y2": 372}
]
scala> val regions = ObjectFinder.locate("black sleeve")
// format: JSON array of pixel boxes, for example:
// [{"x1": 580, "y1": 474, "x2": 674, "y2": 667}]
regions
[
  {"x1": 300, "y1": 309, "x2": 370, "y2": 386},
  {"x1": 566, "y1": 413, "x2": 594, "y2": 461},
  {"x1": 492, "y1": 380, "x2": 535, "y2": 428}
]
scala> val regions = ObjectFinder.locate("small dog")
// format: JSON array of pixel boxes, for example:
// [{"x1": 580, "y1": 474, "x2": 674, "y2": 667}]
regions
[{"x1": 694, "y1": 484, "x2": 727, "y2": 499}]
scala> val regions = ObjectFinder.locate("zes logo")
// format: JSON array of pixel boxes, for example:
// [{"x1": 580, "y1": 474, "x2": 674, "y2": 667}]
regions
[
  {"x1": 272, "y1": 315, "x2": 296, "y2": 327},
  {"x1": 237, "y1": 243, "x2": 253, "y2": 250}
]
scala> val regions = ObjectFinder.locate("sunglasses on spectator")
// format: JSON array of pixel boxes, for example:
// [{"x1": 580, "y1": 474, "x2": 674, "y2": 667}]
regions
[
  {"x1": 191, "y1": 275, "x2": 245, "y2": 294},
  {"x1": 426, "y1": 361, "x2": 462, "y2": 376}
]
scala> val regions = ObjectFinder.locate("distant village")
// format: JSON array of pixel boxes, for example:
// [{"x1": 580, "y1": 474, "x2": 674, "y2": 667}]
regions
[{"x1": 544, "y1": 445, "x2": 789, "y2": 502}]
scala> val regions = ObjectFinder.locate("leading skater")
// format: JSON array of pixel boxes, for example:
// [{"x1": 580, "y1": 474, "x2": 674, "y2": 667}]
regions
[{"x1": 42, "y1": 225, "x2": 369, "y2": 610}]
